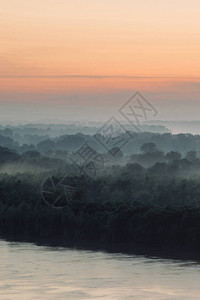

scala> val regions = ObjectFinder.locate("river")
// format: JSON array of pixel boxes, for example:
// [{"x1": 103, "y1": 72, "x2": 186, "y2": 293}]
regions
[{"x1": 0, "y1": 239, "x2": 200, "y2": 299}]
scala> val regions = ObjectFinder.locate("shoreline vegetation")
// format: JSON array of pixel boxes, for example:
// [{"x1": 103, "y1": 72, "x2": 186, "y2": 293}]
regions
[
  {"x1": 2, "y1": 234, "x2": 200, "y2": 262},
  {"x1": 1, "y1": 174, "x2": 200, "y2": 259}
]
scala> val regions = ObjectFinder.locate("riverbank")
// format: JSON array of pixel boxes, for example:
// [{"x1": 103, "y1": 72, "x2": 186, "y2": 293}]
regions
[{"x1": 1, "y1": 231, "x2": 200, "y2": 262}]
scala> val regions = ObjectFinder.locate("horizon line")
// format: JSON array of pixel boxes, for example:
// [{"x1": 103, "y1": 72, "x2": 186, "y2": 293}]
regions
[{"x1": 1, "y1": 75, "x2": 200, "y2": 79}]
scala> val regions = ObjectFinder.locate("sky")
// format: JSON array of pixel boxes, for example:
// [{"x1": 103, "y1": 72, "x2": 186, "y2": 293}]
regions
[{"x1": 1, "y1": 0, "x2": 200, "y2": 123}]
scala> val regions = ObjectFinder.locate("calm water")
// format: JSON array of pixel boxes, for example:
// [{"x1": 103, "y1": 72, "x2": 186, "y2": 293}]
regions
[{"x1": 0, "y1": 240, "x2": 200, "y2": 299}]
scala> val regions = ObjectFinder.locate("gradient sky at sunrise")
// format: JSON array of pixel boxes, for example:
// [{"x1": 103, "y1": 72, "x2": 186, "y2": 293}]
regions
[{"x1": 1, "y1": 0, "x2": 200, "y2": 122}]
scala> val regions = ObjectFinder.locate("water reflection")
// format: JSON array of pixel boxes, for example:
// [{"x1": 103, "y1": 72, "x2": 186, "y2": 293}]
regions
[{"x1": 0, "y1": 239, "x2": 200, "y2": 299}]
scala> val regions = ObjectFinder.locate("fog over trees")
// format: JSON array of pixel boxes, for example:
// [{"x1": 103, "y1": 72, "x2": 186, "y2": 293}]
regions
[{"x1": 1, "y1": 123, "x2": 200, "y2": 250}]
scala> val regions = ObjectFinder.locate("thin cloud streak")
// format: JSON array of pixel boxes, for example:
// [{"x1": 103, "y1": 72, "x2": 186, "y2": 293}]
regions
[{"x1": 1, "y1": 75, "x2": 200, "y2": 79}]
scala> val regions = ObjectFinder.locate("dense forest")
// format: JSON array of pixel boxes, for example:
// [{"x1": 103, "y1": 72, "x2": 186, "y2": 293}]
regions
[
  {"x1": 1, "y1": 123, "x2": 200, "y2": 251},
  {"x1": 1, "y1": 174, "x2": 200, "y2": 250}
]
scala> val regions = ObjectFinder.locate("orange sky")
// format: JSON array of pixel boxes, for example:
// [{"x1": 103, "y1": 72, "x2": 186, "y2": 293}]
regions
[
  {"x1": 1, "y1": 0, "x2": 200, "y2": 78},
  {"x1": 1, "y1": 0, "x2": 200, "y2": 121}
]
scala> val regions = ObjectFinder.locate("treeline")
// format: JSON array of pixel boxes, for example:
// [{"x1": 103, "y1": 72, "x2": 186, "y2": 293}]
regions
[
  {"x1": 1, "y1": 145, "x2": 200, "y2": 179},
  {"x1": 0, "y1": 174, "x2": 200, "y2": 250},
  {"x1": 1, "y1": 125, "x2": 200, "y2": 157}
]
